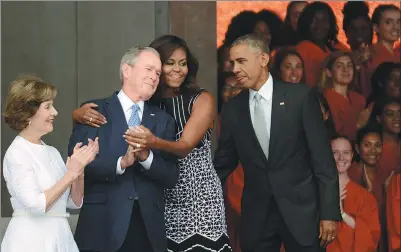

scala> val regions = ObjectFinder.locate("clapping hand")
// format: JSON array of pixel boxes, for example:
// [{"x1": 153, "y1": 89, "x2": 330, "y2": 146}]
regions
[{"x1": 66, "y1": 137, "x2": 99, "y2": 180}]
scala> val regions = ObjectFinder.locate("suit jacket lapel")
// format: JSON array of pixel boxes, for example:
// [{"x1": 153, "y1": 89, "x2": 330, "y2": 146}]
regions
[
  {"x1": 268, "y1": 81, "x2": 288, "y2": 159},
  {"x1": 105, "y1": 93, "x2": 129, "y2": 156},
  {"x1": 141, "y1": 102, "x2": 157, "y2": 132},
  {"x1": 237, "y1": 90, "x2": 269, "y2": 169}
]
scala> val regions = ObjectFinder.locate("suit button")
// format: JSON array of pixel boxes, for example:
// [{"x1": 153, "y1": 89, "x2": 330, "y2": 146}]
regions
[
  {"x1": 128, "y1": 196, "x2": 133, "y2": 200},
  {"x1": 104, "y1": 177, "x2": 109, "y2": 181}
]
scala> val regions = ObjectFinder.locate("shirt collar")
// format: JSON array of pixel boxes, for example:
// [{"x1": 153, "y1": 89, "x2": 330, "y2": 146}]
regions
[
  {"x1": 117, "y1": 90, "x2": 144, "y2": 113},
  {"x1": 249, "y1": 73, "x2": 273, "y2": 102}
]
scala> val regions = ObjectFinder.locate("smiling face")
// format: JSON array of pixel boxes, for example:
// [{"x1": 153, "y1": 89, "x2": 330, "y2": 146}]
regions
[
  {"x1": 28, "y1": 100, "x2": 58, "y2": 135},
  {"x1": 162, "y1": 47, "x2": 188, "y2": 89},
  {"x1": 356, "y1": 132, "x2": 383, "y2": 166},
  {"x1": 122, "y1": 50, "x2": 161, "y2": 100},
  {"x1": 327, "y1": 55, "x2": 354, "y2": 86},
  {"x1": 375, "y1": 9, "x2": 401, "y2": 43},
  {"x1": 331, "y1": 138, "x2": 354, "y2": 173},
  {"x1": 229, "y1": 44, "x2": 269, "y2": 90},
  {"x1": 279, "y1": 54, "x2": 304, "y2": 83}
]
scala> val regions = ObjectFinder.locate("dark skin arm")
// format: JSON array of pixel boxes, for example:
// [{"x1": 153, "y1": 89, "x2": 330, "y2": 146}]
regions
[
  {"x1": 124, "y1": 92, "x2": 216, "y2": 158},
  {"x1": 72, "y1": 103, "x2": 107, "y2": 128}
]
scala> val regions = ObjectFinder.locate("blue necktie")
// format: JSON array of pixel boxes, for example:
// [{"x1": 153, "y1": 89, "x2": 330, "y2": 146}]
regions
[
  {"x1": 127, "y1": 103, "x2": 140, "y2": 200},
  {"x1": 128, "y1": 104, "x2": 140, "y2": 127}
]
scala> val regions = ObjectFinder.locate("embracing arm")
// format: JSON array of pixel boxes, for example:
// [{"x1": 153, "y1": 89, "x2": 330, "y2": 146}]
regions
[
  {"x1": 154, "y1": 92, "x2": 216, "y2": 158},
  {"x1": 302, "y1": 88, "x2": 341, "y2": 221},
  {"x1": 139, "y1": 115, "x2": 179, "y2": 188}
]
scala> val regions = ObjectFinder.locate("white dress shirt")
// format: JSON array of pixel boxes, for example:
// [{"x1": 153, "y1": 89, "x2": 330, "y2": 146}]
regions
[
  {"x1": 116, "y1": 90, "x2": 153, "y2": 175},
  {"x1": 249, "y1": 74, "x2": 273, "y2": 144}
]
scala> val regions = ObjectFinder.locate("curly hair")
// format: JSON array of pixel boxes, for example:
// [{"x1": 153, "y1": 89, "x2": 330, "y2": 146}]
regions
[{"x1": 297, "y1": 1, "x2": 339, "y2": 50}]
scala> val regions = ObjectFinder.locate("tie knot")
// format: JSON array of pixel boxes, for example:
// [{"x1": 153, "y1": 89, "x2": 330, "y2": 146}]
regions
[
  {"x1": 254, "y1": 93, "x2": 263, "y2": 103},
  {"x1": 131, "y1": 103, "x2": 139, "y2": 112}
]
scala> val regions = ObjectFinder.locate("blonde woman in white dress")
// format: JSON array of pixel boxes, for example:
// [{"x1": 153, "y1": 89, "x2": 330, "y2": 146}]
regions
[{"x1": 1, "y1": 76, "x2": 98, "y2": 252}]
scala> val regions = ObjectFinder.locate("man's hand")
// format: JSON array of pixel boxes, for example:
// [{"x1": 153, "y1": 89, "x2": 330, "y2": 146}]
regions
[
  {"x1": 319, "y1": 220, "x2": 337, "y2": 247},
  {"x1": 121, "y1": 144, "x2": 136, "y2": 169},
  {"x1": 124, "y1": 126, "x2": 152, "y2": 161}
]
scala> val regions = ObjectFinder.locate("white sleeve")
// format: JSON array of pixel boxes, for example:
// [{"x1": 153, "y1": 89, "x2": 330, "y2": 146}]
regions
[
  {"x1": 3, "y1": 152, "x2": 46, "y2": 214},
  {"x1": 67, "y1": 195, "x2": 83, "y2": 209}
]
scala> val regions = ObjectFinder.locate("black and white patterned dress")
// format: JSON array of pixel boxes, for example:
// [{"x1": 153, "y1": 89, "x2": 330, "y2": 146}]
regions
[{"x1": 160, "y1": 90, "x2": 231, "y2": 252}]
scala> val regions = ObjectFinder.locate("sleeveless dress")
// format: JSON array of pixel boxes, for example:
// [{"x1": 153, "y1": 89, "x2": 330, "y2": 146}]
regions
[
  {"x1": 1, "y1": 136, "x2": 80, "y2": 252},
  {"x1": 160, "y1": 90, "x2": 231, "y2": 252}
]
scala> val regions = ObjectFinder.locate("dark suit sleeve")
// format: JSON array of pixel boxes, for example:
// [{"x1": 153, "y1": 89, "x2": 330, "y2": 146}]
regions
[
  {"x1": 140, "y1": 115, "x2": 178, "y2": 189},
  {"x1": 213, "y1": 105, "x2": 239, "y2": 184},
  {"x1": 302, "y1": 88, "x2": 341, "y2": 221},
  {"x1": 68, "y1": 102, "x2": 120, "y2": 183}
]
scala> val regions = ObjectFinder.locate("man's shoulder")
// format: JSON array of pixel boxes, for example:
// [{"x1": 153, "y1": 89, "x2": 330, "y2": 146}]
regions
[
  {"x1": 146, "y1": 102, "x2": 174, "y2": 123},
  {"x1": 275, "y1": 80, "x2": 311, "y2": 96}
]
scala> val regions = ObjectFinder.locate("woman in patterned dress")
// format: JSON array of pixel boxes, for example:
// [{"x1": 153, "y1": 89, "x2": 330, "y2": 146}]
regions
[{"x1": 72, "y1": 35, "x2": 231, "y2": 252}]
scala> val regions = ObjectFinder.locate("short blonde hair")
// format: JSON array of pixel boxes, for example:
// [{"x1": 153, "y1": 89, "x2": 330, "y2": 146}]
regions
[{"x1": 4, "y1": 75, "x2": 57, "y2": 131}]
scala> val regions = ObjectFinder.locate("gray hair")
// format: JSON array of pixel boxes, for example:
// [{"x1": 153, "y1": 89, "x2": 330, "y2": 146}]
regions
[
  {"x1": 231, "y1": 34, "x2": 270, "y2": 54},
  {"x1": 119, "y1": 46, "x2": 160, "y2": 81}
]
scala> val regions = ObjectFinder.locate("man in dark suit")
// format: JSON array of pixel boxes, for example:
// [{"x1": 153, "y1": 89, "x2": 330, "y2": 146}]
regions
[
  {"x1": 214, "y1": 34, "x2": 341, "y2": 252},
  {"x1": 68, "y1": 46, "x2": 178, "y2": 252}
]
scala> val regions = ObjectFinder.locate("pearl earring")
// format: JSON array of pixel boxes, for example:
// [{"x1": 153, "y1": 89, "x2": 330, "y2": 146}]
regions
[{"x1": 28, "y1": 120, "x2": 31, "y2": 125}]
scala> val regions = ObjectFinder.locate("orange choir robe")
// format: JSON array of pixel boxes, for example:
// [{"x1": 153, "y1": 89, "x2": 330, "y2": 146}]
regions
[
  {"x1": 348, "y1": 162, "x2": 388, "y2": 252},
  {"x1": 324, "y1": 89, "x2": 366, "y2": 141},
  {"x1": 296, "y1": 40, "x2": 330, "y2": 87},
  {"x1": 327, "y1": 181, "x2": 380, "y2": 252},
  {"x1": 360, "y1": 43, "x2": 401, "y2": 98},
  {"x1": 387, "y1": 173, "x2": 401, "y2": 252},
  {"x1": 378, "y1": 139, "x2": 401, "y2": 179}
]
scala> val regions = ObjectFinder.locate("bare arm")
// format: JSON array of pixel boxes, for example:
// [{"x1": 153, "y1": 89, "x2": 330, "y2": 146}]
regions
[{"x1": 125, "y1": 92, "x2": 216, "y2": 158}]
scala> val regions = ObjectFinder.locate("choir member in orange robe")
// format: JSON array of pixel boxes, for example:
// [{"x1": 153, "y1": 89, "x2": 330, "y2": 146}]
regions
[
  {"x1": 369, "y1": 97, "x2": 401, "y2": 179},
  {"x1": 328, "y1": 136, "x2": 380, "y2": 252},
  {"x1": 270, "y1": 47, "x2": 305, "y2": 84},
  {"x1": 296, "y1": 2, "x2": 348, "y2": 87},
  {"x1": 358, "y1": 63, "x2": 401, "y2": 130},
  {"x1": 320, "y1": 51, "x2": 366, "y2": 141},
  {"x1": 348, "y1": 127, "x2": 389, "y2": 252},
  {"x1": 360, "y1": 4, "x2": 401, "y2": 98},
  {"x1": 386, "y1": 172, "x2": 401, "y2": 252}
]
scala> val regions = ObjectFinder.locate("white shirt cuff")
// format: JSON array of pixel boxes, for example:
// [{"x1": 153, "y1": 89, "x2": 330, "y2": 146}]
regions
[
  {"x1": 116, "y1": 157, "x2": 126, "y2": 175},
  {"x1": 139, "y1": 150, "x2": 153, "y2": 170}
]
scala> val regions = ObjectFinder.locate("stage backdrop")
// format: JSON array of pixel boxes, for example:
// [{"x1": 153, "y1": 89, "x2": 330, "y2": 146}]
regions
[{"x1": 217, "y1": 1, "x2": 400, "y2": 47}]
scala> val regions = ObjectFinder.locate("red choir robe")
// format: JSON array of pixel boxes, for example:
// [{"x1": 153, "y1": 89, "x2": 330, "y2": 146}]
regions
[
  {"x1": 386, "y1": 172, "x2": 401, "y2": 252},
  {"x1": 327, "y1": 181, "x2": 380, "y2": 252},
  {"x1": 324, "y1": 89, "x2": 366, "y2": 141}
]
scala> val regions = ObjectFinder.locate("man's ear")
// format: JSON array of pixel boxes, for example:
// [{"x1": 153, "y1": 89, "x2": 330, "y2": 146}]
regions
[
  {"x1": 260, "y1": 52, "x2": 270, "y2": 67},
  {"x1": 122, "y1": 63, "x2": 131, "y2": 79}
]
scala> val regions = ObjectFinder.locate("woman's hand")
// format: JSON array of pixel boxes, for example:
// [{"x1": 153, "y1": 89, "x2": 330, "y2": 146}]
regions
[
  {"x1": 123, "y1": 126, "x2": 158, "y2": 150},
  {"x1": 72, "y1": 103, "x2": 107, "y2": 127}
]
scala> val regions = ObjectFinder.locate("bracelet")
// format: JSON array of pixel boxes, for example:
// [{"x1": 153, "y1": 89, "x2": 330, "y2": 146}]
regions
[{"x1": 341, "y1": 211, "x2": 347, "y2": 219}]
